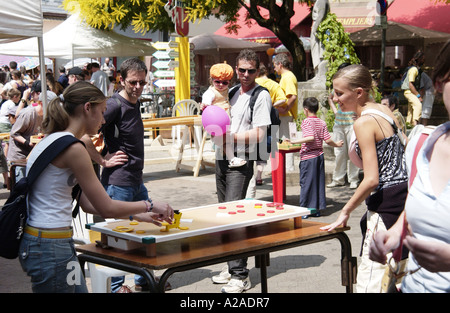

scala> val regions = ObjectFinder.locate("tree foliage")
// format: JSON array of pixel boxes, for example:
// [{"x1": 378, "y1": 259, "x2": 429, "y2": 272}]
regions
[
  {"x1": 315, "y1": 13, "x2": 360, "y2": 88},
  {"x1": 63, "y1": 0, "x2": 313, "y2": 80}
]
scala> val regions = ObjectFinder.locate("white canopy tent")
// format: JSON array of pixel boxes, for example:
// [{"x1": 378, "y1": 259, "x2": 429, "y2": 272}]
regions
[
  {"x1": 0, "y1": 0, "x2": 43, "y2": 44},
  {"x1": 0, "y1": 14, "x2": 156, "y2": 60},
  {"x1": 63, "y1": 58, "x2": 99, "y2": 70},
  {"x1": 0, "y1": 0, "x2": 47, "y2": 105}
]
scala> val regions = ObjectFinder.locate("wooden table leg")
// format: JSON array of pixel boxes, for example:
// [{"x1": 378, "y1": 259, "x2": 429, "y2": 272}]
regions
[
  {"x1": 146, "y1": 243, "x2": 157, "y2": 257},
  {"x1": 294, "y1": 217, "x2": 302, "y2": 228}
]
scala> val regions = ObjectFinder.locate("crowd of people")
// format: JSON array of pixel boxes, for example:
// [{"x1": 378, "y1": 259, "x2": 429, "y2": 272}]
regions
[
  {"x1": 0, "y1": 56, "x2": 175, "y2": 293},
  {"x1": 0, "y1": 58, "x2": 122, "y2": 189},
  {"x1": 1, "y1": 37, "x2": 448, "y2": 294}
]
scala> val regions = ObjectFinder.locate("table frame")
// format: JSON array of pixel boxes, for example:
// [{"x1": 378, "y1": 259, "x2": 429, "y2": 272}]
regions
[{"x1": 77, "y1": 220, "x2": 356, "y2": 293}]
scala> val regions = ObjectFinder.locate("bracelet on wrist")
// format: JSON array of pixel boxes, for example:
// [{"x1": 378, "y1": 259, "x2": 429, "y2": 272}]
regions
[
  {"x1": 148, "y1": 198, "x2": 154, "y2": 211},
  {"x1": 143, "y1": 199, "x2": 153, "y2": 213}
]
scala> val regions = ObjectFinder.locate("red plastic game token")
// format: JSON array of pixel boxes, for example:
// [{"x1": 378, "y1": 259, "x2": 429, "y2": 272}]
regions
[
  {"x1": 237, "y1": 210, "x2": 245, "y2": 213},
  {"x1": 218, "y1": 206, "x2": 227, "y2": 209},
  {"x1": 267, "y1": 210, "x2": 275, "y2": 213},
  {"x1": 257, "y1": 213, "x2": 265, "y2": 216},
  {"x1": 276, "y1": 206, "x2": 284, "y2": 210},
  {"x1": 228, "y1": 211, "x2": 236, "y2": 214},
  {"x1": 236, "y1": 205, "x2": 244, "y2": 208}
]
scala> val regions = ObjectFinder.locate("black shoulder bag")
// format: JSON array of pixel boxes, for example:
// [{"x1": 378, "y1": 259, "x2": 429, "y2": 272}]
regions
[{"x1": 0, "y1": 135, "x2": 81, "y2": 259}]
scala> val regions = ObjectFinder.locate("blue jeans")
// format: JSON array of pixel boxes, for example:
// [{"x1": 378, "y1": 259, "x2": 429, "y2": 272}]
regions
[
  {"x1": 215, "y1": 159, "x2": 254, "y2": 279},
  {"x1": 103, "y1": 183, "x2": 149, "y2": 292},
  {"x1": 215, "y1": 159, "x2": 254, "y2": 203},
  {"x1": 19, "y1": 232, "x2": 88, "y2": 293}
]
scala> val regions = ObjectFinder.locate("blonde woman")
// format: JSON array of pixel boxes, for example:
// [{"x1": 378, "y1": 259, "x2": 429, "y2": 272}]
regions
[
  {"x1": 370, "y1": 40, "x2": 450, "y2": 293},
  {"x1": 321, "y1": 64, "x2": 408, "y2": 293},
  {"x1": 19, "y1": 81, "x2": 173, "y2": 293}
]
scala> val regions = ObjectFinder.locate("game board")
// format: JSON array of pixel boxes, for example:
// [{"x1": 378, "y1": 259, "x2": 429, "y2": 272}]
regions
[{"x1": 87, "y1": 199, "x2": 311, "y2": 256}]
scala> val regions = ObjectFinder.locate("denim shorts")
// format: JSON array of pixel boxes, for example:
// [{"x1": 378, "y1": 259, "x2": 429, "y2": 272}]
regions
[{"x1": 19, "y1": 232, "x2": 88, "y2": 293}]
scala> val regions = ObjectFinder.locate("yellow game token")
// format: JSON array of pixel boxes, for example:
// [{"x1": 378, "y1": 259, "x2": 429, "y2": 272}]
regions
[
  {"x1": 136, "y1": 230, "x2": 145, "y2": 234},
  {"x1": 130, "y1": 221, "x2": 139, "y2": 225},
  {"x1": 113, "y1": 226, "x2": 134, "y2": 233}
]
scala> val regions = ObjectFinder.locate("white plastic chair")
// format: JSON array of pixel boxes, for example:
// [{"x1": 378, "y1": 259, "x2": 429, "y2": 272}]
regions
[
  {"x1": 172, "y1": 99, "x2": 200, "y2": 116},
  {"x1": 170, "y1": 99, "x2": 213, "y2": 175},
  {"x1": 171, "y1": 99, "x2": 202, "y2": 147},
  {"x1": 72, "y1": 212, "x2": 129, "y2": 293}
]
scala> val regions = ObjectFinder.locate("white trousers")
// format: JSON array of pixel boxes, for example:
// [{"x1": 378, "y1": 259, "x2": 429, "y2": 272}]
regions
[
  {"x1": 356, "y1": 211, "x2": 391, "y2": 293},
  {"x1": 279, "y1": 115, "x2": 295, "y2": 172},
  {"x1": 331, "y1": 124, "x2": 359, "y2": 184}
]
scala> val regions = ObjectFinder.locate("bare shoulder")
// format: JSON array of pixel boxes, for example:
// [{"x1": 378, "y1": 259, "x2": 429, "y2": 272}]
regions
[
  {"x1": 354, "y1": 114, "x2": 374, "y2": 129},
  {"x1": 353, "y1": 115, "x2": 378, "y2": 143}
]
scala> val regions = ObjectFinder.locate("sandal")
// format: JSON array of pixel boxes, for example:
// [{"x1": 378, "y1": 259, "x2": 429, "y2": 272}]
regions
[
  {"x1": 229, "y1": 157, "x2": 247, "y2": 168},
  {"x1": 116, "y1": 285, "x2": 133, "y2": 293}
]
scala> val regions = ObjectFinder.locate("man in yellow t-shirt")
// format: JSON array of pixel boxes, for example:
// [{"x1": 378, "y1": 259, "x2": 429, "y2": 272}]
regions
[
  {"x1": 273, "y1": 54, "x2": 298, "y2": 172},
  {"x1": 255, "y1": 64, "x2": 287, "y2": 108},
  {"x1": 403, "y1": 51, "x2": 425, "y2": 126}
]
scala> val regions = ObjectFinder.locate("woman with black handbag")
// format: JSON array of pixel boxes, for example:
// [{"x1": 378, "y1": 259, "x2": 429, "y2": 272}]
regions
[
  {"x1": 369, "y1": 40, "x2": 450, "y2": 293},
  {"x1": 320, "y1": 64, "x2": 409, "y2": 293},
  {"x1": 19, "y1": 81, "x2": 174, "y2": 293}
]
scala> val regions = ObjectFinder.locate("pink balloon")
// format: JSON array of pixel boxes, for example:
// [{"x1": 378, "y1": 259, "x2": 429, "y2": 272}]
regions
[{"x1": 201, "y1": 106, "x2": 230, "y2": 136}]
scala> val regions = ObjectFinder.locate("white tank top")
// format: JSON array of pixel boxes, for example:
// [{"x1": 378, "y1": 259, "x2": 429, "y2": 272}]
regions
[{"x1": 26, "y1": 132, "x2": 78, "y2": 229}]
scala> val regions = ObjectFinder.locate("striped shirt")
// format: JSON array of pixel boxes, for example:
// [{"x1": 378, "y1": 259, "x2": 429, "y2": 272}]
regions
[
  {"x1": 334, "y1": 108, "x2": 355, "y2": 126},
  {"x1": 300, "y1": 116, "x2": 331, "y2": 161}
]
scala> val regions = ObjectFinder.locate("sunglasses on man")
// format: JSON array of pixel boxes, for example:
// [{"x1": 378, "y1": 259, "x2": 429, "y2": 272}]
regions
[
  {"x1": 238, "y1": 68, "x2": 257, "y2": 75},
  {"x1": 125, "y1": 79, "x2": 147, "y2": 87}
]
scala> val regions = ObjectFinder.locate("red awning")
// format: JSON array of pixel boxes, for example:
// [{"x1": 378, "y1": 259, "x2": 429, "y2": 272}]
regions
[
  {"x1": 214, "y1": 3, "x2": 311, "y2": 44},
  {"x1": 387, "y1": 0, "x2": 450, "y2": 34},
  {"x1": 330, "y1": 1, "x2": 378, "y2": 33},
  {"x1": 215, "y1": 0, "x2": 450, "y2": 43}
]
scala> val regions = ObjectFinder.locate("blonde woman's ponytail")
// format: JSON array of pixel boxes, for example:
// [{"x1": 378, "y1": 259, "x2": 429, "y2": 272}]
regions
[{"x1": 42, "y1": 94, "x2": 70, "y2": 133}]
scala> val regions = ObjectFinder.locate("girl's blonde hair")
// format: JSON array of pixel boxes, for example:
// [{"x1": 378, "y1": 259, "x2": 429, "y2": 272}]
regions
[
  {"x1": 42, "y1": 81, "x2": 105, "y2": 134},
  {"x1": 332, "y1": 64, "x2": 377, "y2": 100}
]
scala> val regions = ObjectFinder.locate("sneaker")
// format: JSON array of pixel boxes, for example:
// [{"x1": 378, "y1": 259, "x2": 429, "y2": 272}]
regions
[
  {"x1": 211, "y1": 266, "x2": 231, "y2": 284},
  {"x1": 327, "y1": 181, "x2": 345, "y2": 188},
  {"x1": 349, "y1": 182, "x2": 359, "y2": 189},
  {"x1": 221, "y1": 277, "x2": 251, "y2": 293},
  {"x1": 302, "y1": 211, "x2": 321, "y2": 219}
]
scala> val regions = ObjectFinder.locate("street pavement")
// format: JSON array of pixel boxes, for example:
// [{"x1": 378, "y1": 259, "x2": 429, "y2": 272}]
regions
[{"x1": 0, "y1": 138, "x2": 366, "y2": 293}]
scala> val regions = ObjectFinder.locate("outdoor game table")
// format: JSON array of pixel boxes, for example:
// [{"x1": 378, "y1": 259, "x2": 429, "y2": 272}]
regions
[{"x1": 76, "y1": 204, "x2": 356, "y2": 293}]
